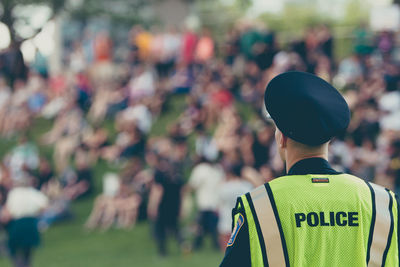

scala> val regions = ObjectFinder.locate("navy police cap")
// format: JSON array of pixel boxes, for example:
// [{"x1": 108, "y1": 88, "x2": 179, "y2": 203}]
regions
[{"x1": 264, "y1": 71, "x2": 350, "y2": 146}]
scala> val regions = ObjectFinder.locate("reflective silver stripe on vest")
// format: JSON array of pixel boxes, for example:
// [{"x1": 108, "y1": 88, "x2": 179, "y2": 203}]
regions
[
  {"x1": 250, "y1": 185, "x2": 286, "y2": 267},
  {"x1": 368, "y1": 183, "x2": 392, "y2": 267}
]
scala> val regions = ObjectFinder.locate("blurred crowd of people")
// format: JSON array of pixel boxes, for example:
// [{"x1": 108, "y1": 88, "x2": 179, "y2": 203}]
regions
[{"x1": 0, "y1": 20, "x2": 399, "y2": 264}]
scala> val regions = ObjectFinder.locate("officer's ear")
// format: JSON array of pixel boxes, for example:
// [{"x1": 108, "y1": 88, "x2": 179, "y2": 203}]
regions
[
  {"x1": 275, "y1": 128, "x2": 287, "y2": 149},
  {"x1": 280, "y1": 133, "x2": 288, "y2": 149}
]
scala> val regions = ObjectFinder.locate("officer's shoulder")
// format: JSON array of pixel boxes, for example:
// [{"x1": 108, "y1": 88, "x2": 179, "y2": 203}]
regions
[
  {"x1": 338, "y1": 173, "x2": 390, "y2": 190},
  {"x1": 240, "y1": 176, "x2": 289, "y2": 197},
  {"x1": 361, "y1": 177, "x2": 396, "y2": 195},
  {"x1": 245, "y1": 173, "x2": 380, "y2": 192}
]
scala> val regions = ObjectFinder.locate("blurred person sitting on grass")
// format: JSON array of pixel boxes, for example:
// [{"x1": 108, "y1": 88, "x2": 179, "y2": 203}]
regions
[
  {"x1": 28, "y1": 157, "x2": 54, "y2": 191},
  {"x1": 2, "y1": 80, "x2": 32, "y2": 137},
  {"x1": 102, "y1": 129, "x2": 146, "y2": 165},
  {"x1": 63, "y1": 147, "x2": 93, "y2": 200},
  {"x1": 38, "y1": 177, "x2": 71, "y2": 230},
  {"x1": 85, "y1": 171, "x2": 142, "y2": 230},
  {"x1": 0, "y1": 76, "x2": 12, "y2": 135},
  {"x1": 81, "y1": 127, "x2": 110, "y2": 164},
  {"x1": 42, "y1": 100, "x2": 86, "y2": 173}
]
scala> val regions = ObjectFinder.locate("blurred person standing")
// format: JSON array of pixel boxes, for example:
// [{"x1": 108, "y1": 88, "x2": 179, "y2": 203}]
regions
[
  {"x1": 135, "y1": 26, "x2": 153, "y2": 62},
  {"x1": 194, "y1": 28, "x2": 215, "y2": 64},
  {"x1": 0, "y1": 183, "x2": 8, "y2": 257},
  {"x1": 93, "y1": 32, "x2": 113, "y2": 84},
  {"x1": 251, "y1": 125, "x2": 275, "y2": 170},
  {"x1": 148, "y1": 149, "x2": 184, "y2": 256},
  {"x1": 94, "y1": 32, "x2": 112, "y2": 63},
  {"x1": 218, "y1": 164, "x2": 252, "y2": 250},
  {"x1": 188, "y1": 157, "x2": 225, "y2": 250},
  {"x1": 0, "y1": 76, "x2": 11, "y2": 110},
  {"x1": 2, "y1": 42, "x2": 27, "y2": 86},
  {"x1": 388, "y1": 139, "x2": 400, "y2": 195},
  {"x1": 32, "y1": 49, "x2": 48, "y2": 79},
  {"x1": 181, "y1": 28, "x2": 197, "y2": 65},
  {"x1": 353, "y1": 24, "x2": 374, "y2": 55},
  {"x1": 161, "y1": 27, "x2": 181, "y2": 76},
  {"x1": 2, "y1": 179, "x2": 48, "y2": 267}
]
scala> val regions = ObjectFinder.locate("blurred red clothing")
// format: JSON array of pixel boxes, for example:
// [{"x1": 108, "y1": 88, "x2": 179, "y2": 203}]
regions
[
  {"x1": 76, "y1": 73, "x2": 92, "y2": 94},
  {"x1": 211, "y1": 90, "x2": 233, "y2": 107},
  {"x1": 94, "y1": 33, "x2": 112, "y2": 62},
  {"x1": 49, "y1": 75, "x2": 66, "y2": 95},
  {"x1": 195, "y1": 36, "x2": 214, "y2": 63},
  {"x1": 182, "y1": 31, "x2": 197, "y2": 64}
]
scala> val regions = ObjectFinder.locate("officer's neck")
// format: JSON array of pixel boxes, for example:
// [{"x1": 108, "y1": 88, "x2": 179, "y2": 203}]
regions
[{"x1": 284, "y1": 142, "x2": 329, "y2": 173}]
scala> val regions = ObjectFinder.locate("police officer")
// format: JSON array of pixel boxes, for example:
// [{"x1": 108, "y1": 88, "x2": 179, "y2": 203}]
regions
[{"x1": 220, "y1": 71, "x2": 399, "y2": 266}]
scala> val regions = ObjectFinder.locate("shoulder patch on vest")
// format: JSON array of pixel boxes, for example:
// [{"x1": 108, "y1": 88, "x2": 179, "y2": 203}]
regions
[{"x1": 227, "y1": 213, "x2": 244, "y2": 247}]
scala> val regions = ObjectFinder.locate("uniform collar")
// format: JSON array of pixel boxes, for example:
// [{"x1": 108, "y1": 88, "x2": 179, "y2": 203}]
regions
[{"x1": 287, "y1": 157, "x2": 341, "y2": 175}]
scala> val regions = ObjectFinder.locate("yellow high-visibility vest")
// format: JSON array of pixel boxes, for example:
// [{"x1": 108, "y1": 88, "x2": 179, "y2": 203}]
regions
[{"x1": 236, "y1": 173, "x2": 399, "y2": 266}]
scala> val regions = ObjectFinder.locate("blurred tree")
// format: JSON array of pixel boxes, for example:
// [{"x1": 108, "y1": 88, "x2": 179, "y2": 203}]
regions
[
  {"x1": 0, "y1": 0, "x2": 155, "y2": 46},
  {"x1": 68, "y1": 0, "x2": 151, "y2": 26},
  {"x1": 193, "y1": 0, "x2": 251, "y2": 40},
  {"x1": 257, "y1": 0, "x2": 368, "y2": 59},
  {"x1": 258, "y1": 0, "x2": 368, "y2": 33},
  {"x1": 0, "y1": 0, "x2": 66, "y2": 44},
  {"x1": 259, "y1": 1, "x2": 329, "y2": 33},
  {"x1": 340, "y1": 0, "x2": 369, "y2": 26}
]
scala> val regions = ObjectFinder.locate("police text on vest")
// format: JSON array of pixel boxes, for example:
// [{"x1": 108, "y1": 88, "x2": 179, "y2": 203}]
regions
[{"x1": 294, "y1": 212, "x2": 359, "y2": 227}]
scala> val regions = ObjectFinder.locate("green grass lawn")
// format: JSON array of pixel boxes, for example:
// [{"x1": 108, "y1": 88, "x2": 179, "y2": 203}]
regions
[
  {"x1": 0, "y1": 95, "x2": 224, "y2": 266},
  {"x1": 0, "y1": 199, "x2": 223, "y2": 267},
  {"x1": 0, "y1": 198, "x2": 223, "y2": 267}
]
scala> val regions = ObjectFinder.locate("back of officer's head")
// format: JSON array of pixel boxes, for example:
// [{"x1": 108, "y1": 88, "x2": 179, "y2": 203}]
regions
[
  {"x1": 264, "y1": 71, "x2": 350, "y2": 157},
  {"x1": 274, "y1": 126, "x2": 329, "y2": 161}
]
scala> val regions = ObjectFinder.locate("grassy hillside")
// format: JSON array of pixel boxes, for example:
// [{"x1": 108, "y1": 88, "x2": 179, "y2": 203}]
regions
[{"x1": 0, "y1": 95, "x2": 225, "y2": 267}]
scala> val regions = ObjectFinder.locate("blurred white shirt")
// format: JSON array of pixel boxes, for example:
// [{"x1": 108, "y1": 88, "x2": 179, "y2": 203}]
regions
[
  {"x1": 195, "y1": 135, "x2": 219, "y2": 161},
  {"x1": 189, "y1": 163, "x2": 225, "y2": 211},
  {"x1": 121, "y1": 104, "x2": 152, "y2": 133},
  {"x1": 218, "y1": 180, "x2": 253, "y2": 234},
  {"x1": 0, "y1": 87, "x2": 11, "y2": 110},
  {"x1": 8, "y1": 142, "x2": 39, "y2": 182},
  {"x1": 103, "y1": 173, "x2": 120, "y2": 197},
  {"x1": 379, "y1": 91, "x2": 400, "y2": 113},
  {"x1": 6, "y1": 187, "x2": 49, "y2": 219},
  {"x1": 129, "y1": 71, "x2": 155, "y2": 98}
]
